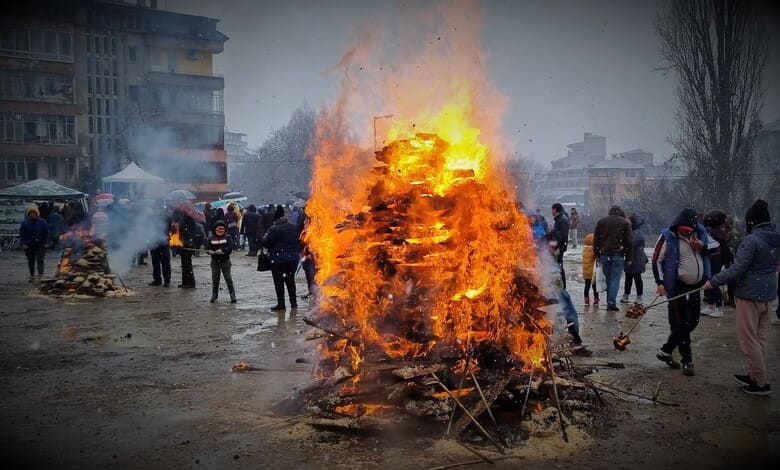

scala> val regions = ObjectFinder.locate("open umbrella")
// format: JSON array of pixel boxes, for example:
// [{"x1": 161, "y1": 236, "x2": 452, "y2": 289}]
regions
[
  {"x1": 166, "y1": 189, "x2": 197, "y2": 201},
  {"x1": 167, "y1": 199, "x2": 206, "y2": 224}
]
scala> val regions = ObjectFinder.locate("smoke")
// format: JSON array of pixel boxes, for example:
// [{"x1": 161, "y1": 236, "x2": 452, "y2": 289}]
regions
[{"x1": 104, "y1": 202, "x2": 170, "y2": 277}]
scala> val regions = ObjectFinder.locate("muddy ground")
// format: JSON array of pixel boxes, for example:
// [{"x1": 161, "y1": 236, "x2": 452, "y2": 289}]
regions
[{"x1": 0, "y1": 247, "x2": 778, "y2": 469}]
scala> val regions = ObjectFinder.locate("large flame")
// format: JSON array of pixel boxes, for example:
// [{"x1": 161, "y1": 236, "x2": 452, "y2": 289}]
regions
[{"x1": 306, "y1": 104, "x2": 547, "y2": 375}]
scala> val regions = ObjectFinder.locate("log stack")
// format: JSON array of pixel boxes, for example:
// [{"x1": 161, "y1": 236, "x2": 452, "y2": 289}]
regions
[{"x1": 36, "y1": 233, "x2": 131, "y2": 297}]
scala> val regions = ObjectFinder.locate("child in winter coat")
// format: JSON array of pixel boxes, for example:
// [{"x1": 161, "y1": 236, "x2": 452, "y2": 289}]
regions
[
  {"x1": 206, "y1": 221, "x2": 236, "y2": 303},
  {"x1": 582, "y1": 233, "x2": 600, "y2": 306}
]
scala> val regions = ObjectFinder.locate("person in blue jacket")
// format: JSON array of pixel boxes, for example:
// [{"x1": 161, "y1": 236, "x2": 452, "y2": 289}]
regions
[
  {"x1": 651, "y1": 208, "x2": 711, "y2": 377},
  {"x1": 20, "y1": 206, "x2": 49, "y2": 281}
]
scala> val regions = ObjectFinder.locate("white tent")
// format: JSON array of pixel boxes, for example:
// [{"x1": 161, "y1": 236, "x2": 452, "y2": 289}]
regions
[{"x1": 102, "y1": 162, "x2": 165, "y2": 199}]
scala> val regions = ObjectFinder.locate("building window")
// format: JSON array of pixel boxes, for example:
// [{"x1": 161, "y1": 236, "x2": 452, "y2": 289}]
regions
[
  {"x1": 0, "y1": 28, "x2": 75, "y2": 62},
  {"x1": 0, "y1": 71, "x2": 74, "y2": 103},
  {"x1": 65, "y1": 160, "x2": 76, "y2": 179},
  {"x1": 48, "y1": 160, "x2": 58, "y2": 178},
  {"x1": 0, "y1": 113, "x2": 75, "y2": 145},
  {"x1": 128, "y1": 46, "x2": 137, "y2": 62}
]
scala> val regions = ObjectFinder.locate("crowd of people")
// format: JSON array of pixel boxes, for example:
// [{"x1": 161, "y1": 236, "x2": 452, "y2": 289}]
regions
[
  {"x1": 18, "y1": 194, "x2": 780, "y2": 396},
  {"x1": 534, "y1": 198, "x2": 779, "y2": 396}
]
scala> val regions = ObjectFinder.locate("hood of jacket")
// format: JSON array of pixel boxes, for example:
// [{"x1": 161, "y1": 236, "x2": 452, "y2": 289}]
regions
[
  {"x1": 752, "y1": 223, "x2": 780, "y2": 248},
  {"x1": 608, "y1": 205, "x2": 625, "y2": 217},
  {"x1": 584, "y1": 233, "x2": 594, "y2": 246},
  {"x1": 670, "y1": 208, "x2": 698, "y2": 229},
  {"x1": 629, "y1": 213, "x2": 645, "y2": 231}
]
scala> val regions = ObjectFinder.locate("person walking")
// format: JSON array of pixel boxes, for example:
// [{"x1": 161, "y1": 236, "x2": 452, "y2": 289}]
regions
[
  {"x1": 263, "y1": 210, "x2": 302, "y2": 311},
  {"x1": 593, "y1": 206, "x2": 632, "y2": 311},
  {"x1": 242, "y1": 205, "x2": 260, "y2": 256},
  {"x1": 148, "y1": 207, "x2": 172, "y2": 287},
  {"x1": 19, "y1": 207, "x2": 48, "y2": 281},
  {"x1": 224, "y1": 204, "x2": 240, "y2": 248},
  {"x1": 582, "y1": 233, "x2": 600, "y2": 307},
  {"x1": 701, "y1": 210, "x2": 730, "y2": 318},
  {"x1": 545, "y1": 203, "x2": 569, "y2": 289},
  {"x1": 652, "y1": 208, "x2": 711, "y2": 376},
  {"x1": 47, "y1": 206, "x2": 63, "y2": 249},
  {"x1": 569, "y1": 208, "x2": 580, "y2": 248},
  {"x1": 621, "y1": 213, "x2": 648, "y2": 304},
  {"x1": 173, "y1": 210, "x2": 197, "y2": 289},
  {"x1": 206, "y1": 221, "x2": 236, "y2": 303},
  {"x1": 704, "y1": 200, "x2": 779, "y2": 395}
]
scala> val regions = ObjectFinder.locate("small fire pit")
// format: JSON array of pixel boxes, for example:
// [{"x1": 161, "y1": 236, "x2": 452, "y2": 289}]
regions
[{"x1": 36, "y1": 228, "x2": 131, "y2": 298}]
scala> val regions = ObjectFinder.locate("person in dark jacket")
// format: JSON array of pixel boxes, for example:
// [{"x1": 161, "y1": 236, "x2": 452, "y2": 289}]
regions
[
  {"x1": 652, "y1": 208, "x2": 711, "y2": 376},
  {"x1": 704, "y1": 200, "x2": 780, "y2": 396},
  {"x1": 593, "y1": 205, "x2": 632, "y2": 311},
  {"x1": 206, "y1": 221, "x2": 236, "y2": 303},
  {"x1": 20, "y1": 207, "x2": 49, "y2": 281},
  {"x1": 242, "y1": 205, "x2": 260, "y2": 256},
  {"x1": 47, "y1": 206, "x2": 63, "y2": 249},
  {"x1": 701, "y1": 210, "x2": 730, "y2": 318},
  {"x1": 263, "y1": 213, "x2": 302, "y2": 311},
  {"x1": 544, "y1": 203, "x2": 570, "y2": 289},
  {"x1": 621, "y1": 213, "x2": 648, "y2": 304},
  {"x1": 173, "y1": 210, "x2": 197, "y2": 288},
  {"x1": 224, "y1": 204, "x2": 239, "y2": 248},
  {"x1": 148, "y1": 206, "x2": 172, "y2": 287}
]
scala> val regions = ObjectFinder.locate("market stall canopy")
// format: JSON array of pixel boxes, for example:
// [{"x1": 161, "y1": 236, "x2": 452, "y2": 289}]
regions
[
  {"x1": 0, "y1": 178, "x2": 85, "y2": 200},
  {"x1": 102, "y1": 162, "x2": 164, "y2": 184}
]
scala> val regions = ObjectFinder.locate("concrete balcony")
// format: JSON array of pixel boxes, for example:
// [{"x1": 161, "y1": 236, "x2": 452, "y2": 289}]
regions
[
  {"x1": 147, "y1": 68, "x2": 224, "y2": 90},
  {"x1": 147, "y1": 108, "x2": 225, "y2": 127}
]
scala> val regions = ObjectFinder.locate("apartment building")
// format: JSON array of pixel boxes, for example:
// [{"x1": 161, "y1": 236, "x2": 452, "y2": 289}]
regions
[{"x1": 1, "y1": 0, "x2": 229, "y2": 198}]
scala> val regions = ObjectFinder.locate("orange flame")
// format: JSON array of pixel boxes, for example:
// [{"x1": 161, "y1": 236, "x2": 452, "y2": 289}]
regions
[{"x1": 169, "y1": 227, "x2": 183, "y2": 248}]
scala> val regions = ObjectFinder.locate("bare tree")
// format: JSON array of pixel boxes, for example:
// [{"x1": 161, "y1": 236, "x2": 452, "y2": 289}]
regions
[{"x1": 656, "y1": 0, "x2": 769, "y2": 212}]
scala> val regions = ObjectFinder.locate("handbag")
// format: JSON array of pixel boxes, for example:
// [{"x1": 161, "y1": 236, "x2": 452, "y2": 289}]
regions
[
  {"x1": 595, "y1": 261, "x2": 607, "y2": 293},
  {"x1": 257, "y1": 249, "x2": 272, "y2": 271}
]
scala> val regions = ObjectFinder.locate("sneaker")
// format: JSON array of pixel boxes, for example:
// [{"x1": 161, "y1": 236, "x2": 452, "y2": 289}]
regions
[
  {"x1": 148, "y1": 281, "x2": 162, "y2": 286},
  {"x1": 634, "y1": 295, "x2": 643, "y2": 304},
  {"x1": 620, "y1": 295, "x2": 630, "y2": 303},
  {"x1": 708, "y1": 307, "x2": 724, "y2": 318},
  {"x1": 593, "y1": 298, "x2": 600, "y2": 306},
  {"x1": 682, "y1": 362, "x2": 695, "y2": 376},
  {"x1": 733, "y1": 374, "x2": 754, "y2": 387},
  {"x1": 607, "y1": 304, "x2": 620, "y2": 312},
  {"x1": 656, "y1": 349, "x2": 681, "y2": 369},
  {"x1": 270, "y1": 304, "x2": 286, "y2": 311},
  {"x1": 584, "y1": 296, "x2": 590, "y2": 306},
  {"x1": 742, "y1": 383, "x2": 771, "y2": 396}
]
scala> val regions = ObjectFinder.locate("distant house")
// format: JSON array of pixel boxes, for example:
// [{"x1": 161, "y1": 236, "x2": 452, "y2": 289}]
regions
[{"x1": 586, "y1": 160, "x2": 644, "y2": 213}]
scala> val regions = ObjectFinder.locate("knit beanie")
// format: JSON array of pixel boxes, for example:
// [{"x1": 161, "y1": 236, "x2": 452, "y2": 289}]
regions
[{"x1": 745, "y1": 199, "x2": 770, "y2": 233}]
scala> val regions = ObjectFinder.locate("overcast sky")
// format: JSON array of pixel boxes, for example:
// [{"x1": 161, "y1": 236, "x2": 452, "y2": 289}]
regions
[{"x1": 164, "y1": 0, "x2": 780, "y2": 165}]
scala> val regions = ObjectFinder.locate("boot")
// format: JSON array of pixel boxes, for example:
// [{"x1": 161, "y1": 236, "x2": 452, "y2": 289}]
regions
[{"x1": 584, "y1": 296, "x2": 590, "y2": 306}]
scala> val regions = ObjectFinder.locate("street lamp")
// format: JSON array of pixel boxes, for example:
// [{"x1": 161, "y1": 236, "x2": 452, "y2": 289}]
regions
[{"x1": 373, "y1": 114, "x2": 394, "y2": 150}]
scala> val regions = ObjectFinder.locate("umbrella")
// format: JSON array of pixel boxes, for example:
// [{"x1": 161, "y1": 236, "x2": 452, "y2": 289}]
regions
[
  {"x1": 95, "y1": 193, "x2": 114, "y2": 201},
  {"x1": 167, "y1": 199, "x2": 206, "y2": 224},
  {"x1": 210, "y1": 199, "x2": 244, "y2": 210},
  {"x1": 166, "y1": 189, "x2": 197, "y2": 201},
  {"x1": 222, "y1": 191, "x2": 248, "y2": 201}
]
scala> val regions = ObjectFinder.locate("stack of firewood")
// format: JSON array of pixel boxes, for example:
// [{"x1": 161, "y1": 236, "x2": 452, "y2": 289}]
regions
[{"x1": 37, "y1": 240, "x2": 130, "y2": 297}]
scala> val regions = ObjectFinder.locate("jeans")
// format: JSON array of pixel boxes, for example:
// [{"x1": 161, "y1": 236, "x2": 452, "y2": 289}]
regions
[
  {"x1": 558, "y1": 289, "x2": 580, "y2": 341},
  {"x1": 600, "y1": 255, "x2": 624, "y2": 307}
]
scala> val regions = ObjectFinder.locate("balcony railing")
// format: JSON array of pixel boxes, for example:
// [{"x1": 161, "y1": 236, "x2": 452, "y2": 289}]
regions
[{"x1": 149, "y1": 64, "x2": 223, "y2": 78}]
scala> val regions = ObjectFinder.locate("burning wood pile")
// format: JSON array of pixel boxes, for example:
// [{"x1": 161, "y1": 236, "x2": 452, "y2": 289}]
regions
[
  {"x1": 37, "y1": 228, "x2": 130, "y2": 297},
  {"x1": 285, "y1": 130, "x2": 607, "y2": 449}
]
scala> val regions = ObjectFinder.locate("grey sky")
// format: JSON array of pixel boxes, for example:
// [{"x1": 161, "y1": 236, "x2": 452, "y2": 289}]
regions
[{"x1": 165, "y1": 0, "x2": 780, "y2": 165}]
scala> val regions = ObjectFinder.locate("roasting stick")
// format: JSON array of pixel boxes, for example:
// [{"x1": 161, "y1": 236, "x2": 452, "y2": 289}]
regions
[
  {"x1": 429, "y1": 373, "x2": 506, "y2": 454},
  {"x1": 455, "y1": 441, "x2": 493, "y2": 465},
  {"x1": 519, "y1": 369, "x2": 535, "y2": 421},
  {"x1": 622, "y1": 287, "x2": 704, "y2": 337}
]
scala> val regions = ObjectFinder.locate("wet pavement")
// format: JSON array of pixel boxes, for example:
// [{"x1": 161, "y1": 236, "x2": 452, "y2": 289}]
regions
[{"x1": 0, "y1": 246, "x2": 778, "y2": 469}]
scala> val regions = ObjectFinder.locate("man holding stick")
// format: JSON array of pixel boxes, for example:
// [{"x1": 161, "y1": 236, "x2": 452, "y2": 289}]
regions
[{"x1": 704, "y1": 200, "x2": 780, "y2": 396}]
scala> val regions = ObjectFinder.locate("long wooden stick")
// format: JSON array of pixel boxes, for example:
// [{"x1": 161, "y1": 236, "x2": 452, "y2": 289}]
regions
[
  {"x1": 623, "y1": 288, "x2": 704, "y2": 337},
  {"x1": 544, "y1": 345, "x2": 568, "y2": 442},
  {"x1": 591, "y1": 380, "x2": 680, "y2": 407},
  {"x1": 429, "y1": 455, "x2": 525, "y2": 470},
  {"x1": 430, "y1": 373, "x2": 505, "y2": 454},
  {"x1": 519, "y1": 370, "x2": 535, "y2": 421},
  {"x1": 455, "y1": 441, "x2": 493, "y2": 465},
  {"x1": 469, "y1": 370, "x2": 497, "y2": 427},
  {"x1": 446, "y1": 359, "x2": 471, "y2": 436}
]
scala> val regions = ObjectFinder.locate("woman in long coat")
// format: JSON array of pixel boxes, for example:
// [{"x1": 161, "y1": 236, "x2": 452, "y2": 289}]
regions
[{"x1": 621, "y1": 213, "x2": 648, "y2": 304}]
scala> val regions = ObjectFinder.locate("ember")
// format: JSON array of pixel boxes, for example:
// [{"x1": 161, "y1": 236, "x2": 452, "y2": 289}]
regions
[{"x1": 36, "y1": 227, "x2": 131, "y2": 297}]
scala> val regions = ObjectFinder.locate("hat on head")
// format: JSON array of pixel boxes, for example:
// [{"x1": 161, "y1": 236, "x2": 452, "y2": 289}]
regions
[
  {"x1": 745, "y1": 199, "x2": 770, "y2": 233},
  {"x1": 27, "y1": 206, "x2": 40, "y2": 217},
  {"x1": 214, "y1": 220, "x2": 227, "y2": 229},
  {"x1": 671, "y1": 208, "x2": 697, "y2": 229}
]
